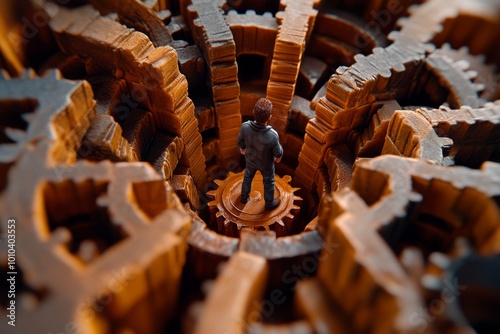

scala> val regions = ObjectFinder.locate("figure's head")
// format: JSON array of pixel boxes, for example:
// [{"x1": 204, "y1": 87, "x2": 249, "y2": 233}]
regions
[{"x1": 253, "y1": 98, "x2": 273, "y2": 124}]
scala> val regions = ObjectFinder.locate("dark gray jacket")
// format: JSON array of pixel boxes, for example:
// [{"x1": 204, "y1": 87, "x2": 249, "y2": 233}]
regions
[{"x1": 238, "y1": 121, "x2": 283, "y2": 172}]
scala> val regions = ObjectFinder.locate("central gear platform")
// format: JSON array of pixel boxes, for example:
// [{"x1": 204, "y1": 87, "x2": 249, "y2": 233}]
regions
[{"x1": 207, "y1": 171, "x2": 302, "y2": 237}]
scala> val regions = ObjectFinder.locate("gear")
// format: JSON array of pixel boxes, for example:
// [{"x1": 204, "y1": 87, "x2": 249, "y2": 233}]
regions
[
  {"x1": 421, "y1": 238, "x2": 500, "y2": 333},
  {"x1": 425, "y1": 48, "x2": 485, "y2": 108},
  {"x1": 207, "y1": 171, "x2": 302, "y2": 237},
  {"x1": 0, "y1": 69, "x2": 95, "y2": 165},
  {"x1": 432, "y1": 43, "x2": 499, "y2": 101}
]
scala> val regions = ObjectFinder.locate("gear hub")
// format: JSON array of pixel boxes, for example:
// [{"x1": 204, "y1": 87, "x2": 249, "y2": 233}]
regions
[{"x1": 207, "y1": 171, "x2": 302, "y2": 237}]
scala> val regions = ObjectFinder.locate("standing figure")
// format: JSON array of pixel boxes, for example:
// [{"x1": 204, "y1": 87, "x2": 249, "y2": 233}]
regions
[{"x1": 238, "y1": 98, "x2": 284, "y2": 210}]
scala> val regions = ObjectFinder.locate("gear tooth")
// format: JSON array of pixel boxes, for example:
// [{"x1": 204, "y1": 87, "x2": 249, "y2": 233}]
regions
[
  {"x1": 47, "y1": 69, "x2": 63, "y2": 80},
  {"x1": 0, "y1": 69, "x2": 10, "y2": 80},
  {"x1": 473, "y1": 83, "x2": 486, "y2": 92},
  {"x1": 429, "y1": 252, "x2": 451, "y2": 269},
  {"x1": 207, "y1": 190, "x2": 217, "y2": 199},
  {"x1": 454, "y1": 59, "x2": 470, "y2": 71},
  {"x1": 465, "y1": 70, "x2": 478, "y2": 79},
  {"x1": 21, "y1": 68, "x2": 37, "y2": 79},
  {"x1": 50, "y1": 227, "x2": 72, "y2": 245},
  {"x1": 459, "y1": 45, "x2": 469, "y2": 54},
  {"x1": 421, "y1": 274, "x2": 443, "y2": 291},
  {"x1": 452, "y1": 237, "x2": 473, "y2": 257},
  {"x1": 0, "y1": 145, "x2": 18, "y2": 162},
  {"x1": 96, "y1": 195, "x2": 109, "y2": 207},
  {"x1": 409, "y1": 191, "x2": 423, "y2": 202},
  {"x1": 282, "y1": 175, "x2": 292, "y2": 184},
  {"x1": 276, "y1": 220, "x2": 285, "y2": 227},
  {"x1": 213, "y1": 179, "x2": 223, "y2": 187},
  {"x1": 215, "y1": 211, "x2": 227, "y2": 225},
  {"x1": 22, "y1": 112, "x2": 36, "y2": 123},
  {"x1": 5, "y1": 127, "x2": 25, "y2": 142},
  {"x1": 207, "y1": 200, "x2": 217, "y2": 208},
  {"x1": 407, "y1": 4, "x2": 419, "y2": 14}
]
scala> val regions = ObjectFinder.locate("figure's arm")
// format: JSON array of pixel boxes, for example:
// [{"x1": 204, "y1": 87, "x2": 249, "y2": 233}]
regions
[
  {"x1": 237, "y1": 127, "x2": 246, "y2": 155},
  {"x1": 272, "y1": 135, "x2": 284, "y2": 163}
]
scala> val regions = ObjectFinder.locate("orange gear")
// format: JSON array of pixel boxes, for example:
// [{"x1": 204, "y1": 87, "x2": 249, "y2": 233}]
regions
[{"x1": 207, "y1": 171, "x2": 302, "y2": 237}]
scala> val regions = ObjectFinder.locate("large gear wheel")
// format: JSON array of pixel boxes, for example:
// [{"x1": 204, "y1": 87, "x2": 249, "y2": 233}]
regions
[{"x1": 207, "y1": 171, "x2": 302, "y2": 237}]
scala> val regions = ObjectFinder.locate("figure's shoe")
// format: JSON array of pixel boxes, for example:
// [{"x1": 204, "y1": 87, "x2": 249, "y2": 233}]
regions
[
  {"x1": 264, "y1": 198, "x2": 280, "y2": 211},
  {"x1": 240, "y1": 196, "x2": 248, "y2": 204}
]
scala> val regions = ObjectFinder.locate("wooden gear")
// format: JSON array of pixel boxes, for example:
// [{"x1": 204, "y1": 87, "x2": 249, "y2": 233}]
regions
[{"x1": 207, "y1": 171, "x2": 302, "y2": 237}]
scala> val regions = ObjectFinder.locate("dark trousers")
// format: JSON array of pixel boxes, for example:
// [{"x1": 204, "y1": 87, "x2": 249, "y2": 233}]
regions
[{"x1": 241, "y1": 167, "x2": 275, "y2": 206}]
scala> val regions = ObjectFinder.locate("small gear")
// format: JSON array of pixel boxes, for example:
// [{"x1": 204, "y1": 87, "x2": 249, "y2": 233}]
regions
[{"x1": 207, "y1": 171, "x2": 302, "y2": 237}]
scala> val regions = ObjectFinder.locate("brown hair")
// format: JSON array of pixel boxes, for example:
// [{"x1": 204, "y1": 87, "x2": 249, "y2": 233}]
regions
[{"x1": 253, "y1": 98, "x2": 273, "y2": 124}]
